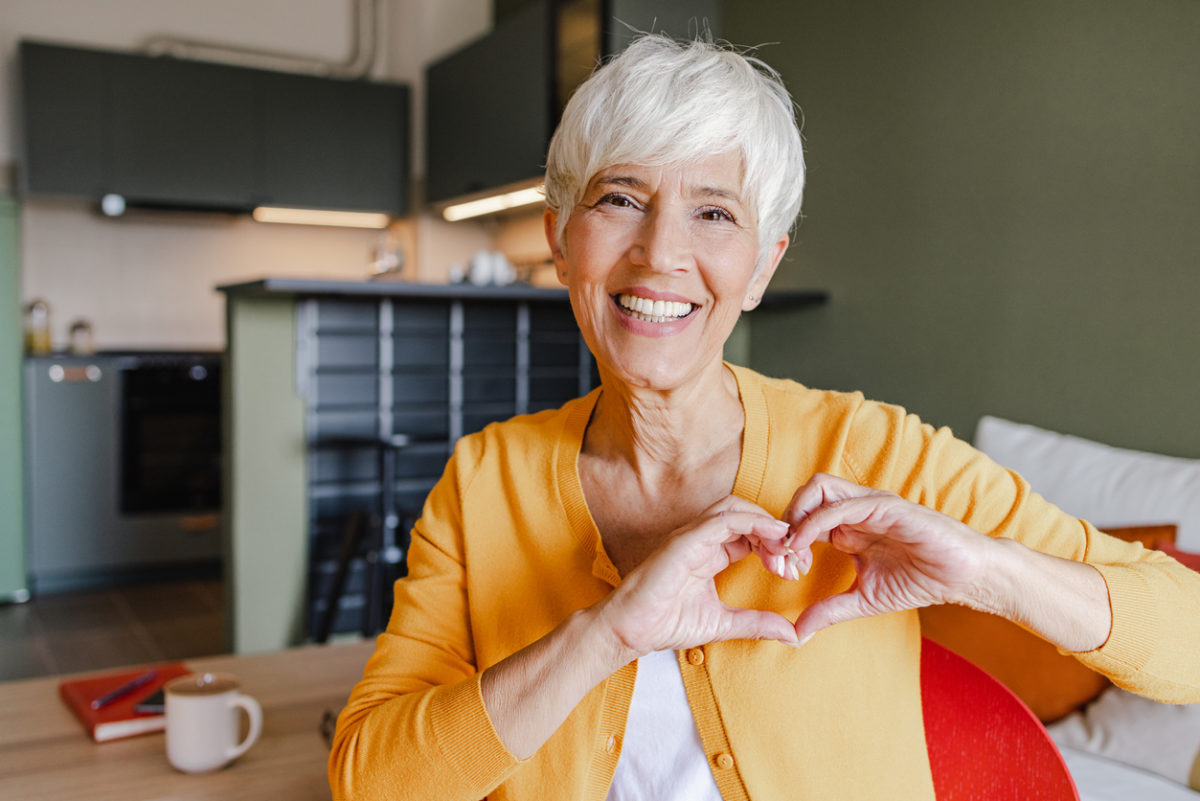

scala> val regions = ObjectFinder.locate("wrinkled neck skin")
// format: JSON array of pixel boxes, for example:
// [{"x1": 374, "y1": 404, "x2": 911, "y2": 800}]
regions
[{"x1": 584, "y1": 359, "x2": 744, "y2": 483}]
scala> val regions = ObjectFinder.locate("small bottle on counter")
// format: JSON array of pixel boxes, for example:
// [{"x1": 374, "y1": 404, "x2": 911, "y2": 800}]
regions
[
  {"x1": 24, "y1": 299, "x2": 52, "y2": 355},
  {"x1": 68, "y1": 318, "x2": 95, "y2": 355}
]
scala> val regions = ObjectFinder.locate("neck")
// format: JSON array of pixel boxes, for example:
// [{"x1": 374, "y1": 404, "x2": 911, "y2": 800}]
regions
[{"x1": 585, "y1": 361, "x2": 744, "y2": 477}]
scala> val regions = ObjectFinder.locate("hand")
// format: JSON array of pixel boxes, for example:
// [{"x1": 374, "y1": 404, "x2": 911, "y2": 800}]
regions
[
  {"x1": 782, "y1": 473, "x2": 992, "y2": 644},
  {"x1": 596, "y1": 495, "x2": 801, "y2": 658}
]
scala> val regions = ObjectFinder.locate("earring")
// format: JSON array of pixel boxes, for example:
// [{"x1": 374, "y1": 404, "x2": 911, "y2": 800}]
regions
[{"x1": 747, "y1": 294, "x2": 757, "y2": 302}]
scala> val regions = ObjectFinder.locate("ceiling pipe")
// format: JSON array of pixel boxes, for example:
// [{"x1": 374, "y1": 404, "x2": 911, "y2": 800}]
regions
[{"x1": 141, "y1": 0, "x2": 378, "y2": 79}]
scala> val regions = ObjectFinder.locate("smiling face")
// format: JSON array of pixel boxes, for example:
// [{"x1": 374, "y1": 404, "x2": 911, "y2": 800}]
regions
[{"x1": 547, "y1": 151, "x2": 789, "y2": 393}]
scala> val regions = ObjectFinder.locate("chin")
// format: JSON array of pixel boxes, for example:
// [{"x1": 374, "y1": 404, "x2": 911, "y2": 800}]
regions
[{"x1": 600, "y1": 350, "x2": 724, "y2": 393}]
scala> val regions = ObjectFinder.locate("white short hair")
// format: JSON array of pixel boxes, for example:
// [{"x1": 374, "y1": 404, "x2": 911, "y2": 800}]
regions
[{"x1": 544, "y1": 34, "x2": 805, "y2": 271}]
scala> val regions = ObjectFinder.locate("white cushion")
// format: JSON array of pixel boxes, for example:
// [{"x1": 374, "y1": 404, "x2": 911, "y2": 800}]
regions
[
  {"x1": 1049, "y1": 687, "x2": 1200, "y2": 791},
  {"x1": 1058, "y1": 743, "x2": 1200, "y2": 801},
  {"x1": 974, "y1": 416, "x2": 1200, "y2": 550}
]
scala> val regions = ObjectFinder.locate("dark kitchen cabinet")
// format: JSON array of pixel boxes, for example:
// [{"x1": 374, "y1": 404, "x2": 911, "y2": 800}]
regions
[
  {"x1": 426, "y1": 0, "x2": 722, "y2": 206},
  {"x1": 18, "y1": 41, "x2": 410, "y2": 215},
  {"x1": 426, "y1": 1, "x2": 553, "y2": 203},
  {"x1": 109, "y1": 53, "x2": 258, "y2": 209},
  {"x1": 260, "y1": 72, "x2": 409, "y2": 213},
  {"x1": 18, "y1": 42, "x2": 109, "y2": 197}
]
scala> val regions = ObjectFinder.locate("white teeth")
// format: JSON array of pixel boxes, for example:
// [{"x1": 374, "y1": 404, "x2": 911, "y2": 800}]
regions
[{"x1": 616, "y1": 293, "x2": 694, "y2": 323}]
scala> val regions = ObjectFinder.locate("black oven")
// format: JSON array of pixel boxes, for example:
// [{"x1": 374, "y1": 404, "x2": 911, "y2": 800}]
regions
[{"x1": 119, "y1": 352, "x2": 222, "y2": 514}]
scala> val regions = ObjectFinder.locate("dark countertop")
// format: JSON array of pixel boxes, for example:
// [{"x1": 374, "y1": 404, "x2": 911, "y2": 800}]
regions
[
  {"x1": 26, "y1": 350, "x2": 223, "y2": 364},
  {"x1": 217, "y1": 277, "x2": 828, "y2": 307},
  {"x1": 217, "y1": 277, "x2": 571, "y2": 301}
]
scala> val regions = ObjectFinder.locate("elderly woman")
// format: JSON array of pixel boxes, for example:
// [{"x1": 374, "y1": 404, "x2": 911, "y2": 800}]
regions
[{"x1": 329, "y1": 35, "x2": 1200, "y2": 800}]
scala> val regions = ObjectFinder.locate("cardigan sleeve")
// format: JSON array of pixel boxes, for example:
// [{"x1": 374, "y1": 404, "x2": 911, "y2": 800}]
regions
[
  {"x1": 328, "y1": 438, "x2": 523, "y2": 801},
  {"x1": 841, "y1": 399, "x2": 1200, "y2": 704}
]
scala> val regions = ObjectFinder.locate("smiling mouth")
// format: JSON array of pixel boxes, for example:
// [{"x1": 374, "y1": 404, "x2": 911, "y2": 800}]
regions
[{"x1": 615, "y1": 293, "x2": 696, "y2": 323}]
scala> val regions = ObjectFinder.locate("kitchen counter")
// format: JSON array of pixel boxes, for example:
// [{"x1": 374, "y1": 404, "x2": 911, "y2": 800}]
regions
[
  {"x1": 219, "y1": 280, "x2": 591, "y2": 654},
  {"x1": 218, "y1": 277, "x2": 828, "y2": 308}
]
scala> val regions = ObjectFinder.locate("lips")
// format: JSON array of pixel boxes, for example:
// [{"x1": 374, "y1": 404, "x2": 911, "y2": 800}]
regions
[{"x1": 615, "y1": 292, "x2": 695, "y2": 323}]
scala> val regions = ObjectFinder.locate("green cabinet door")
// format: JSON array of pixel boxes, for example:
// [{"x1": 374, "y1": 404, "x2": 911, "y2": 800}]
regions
[{"x1": 0, "y1": 197, "x2": 28, "y2": 602}]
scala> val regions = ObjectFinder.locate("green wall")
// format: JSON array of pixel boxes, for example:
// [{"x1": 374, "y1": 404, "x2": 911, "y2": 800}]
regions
[
  {"x1": 730, "y1": 0, "x2": 1200, "y2": 457},
  {"x1": 0, "y1": 196, "x2": 27, "y2": 600}
]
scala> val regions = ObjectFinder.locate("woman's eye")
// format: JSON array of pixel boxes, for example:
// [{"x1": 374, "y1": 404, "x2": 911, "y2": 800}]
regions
[
  {"x1": 698, "y1": 206, "x2": 735, "y2": 223},
  {"x1": 598, "y1": 193, "x2": 635, "y2": 208}
]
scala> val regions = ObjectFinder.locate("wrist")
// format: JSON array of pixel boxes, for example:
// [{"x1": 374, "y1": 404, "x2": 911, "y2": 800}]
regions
[
  {"x1": 956, "y1": 535, "x2": 1021, "y2": 617},
  {"x1": 957, "y1": 536, "x2": 1111, "y2": 652},
  {"x1": 580, "y1": 601, "x2": 642, "y2": 673}
]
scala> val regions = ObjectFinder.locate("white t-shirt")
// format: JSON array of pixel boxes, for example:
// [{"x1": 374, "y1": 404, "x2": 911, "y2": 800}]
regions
[{"x1": 605, "y1": 649, "x2": 724, "y2": 801}]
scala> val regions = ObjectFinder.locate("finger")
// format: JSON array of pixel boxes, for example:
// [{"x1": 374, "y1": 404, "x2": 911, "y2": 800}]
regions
[
  {"x1": 793, "y1": 589, "x2": 870, "y2": 643},
  {"x1": 710, "y1": 495, "x2": 805, "y2": 552},
  {"x1": 781, "y1": 472, "x2": 864, "y2": 525},
  {"x1": 725, "y1": 536, "x2": 752, "y2": 565},
  {"x1": 748, "y1": 538, "x2": 800, "y2": 580},
  {"x1": 790, "y1": 497, "x2": 892, "y2": 555},
  {"x1": 717, "y1": 606, "x2": 799, "y2": 645},
  {"x1": 782, "y1": 474, "x2": 886, "y2": 550},
  {"x1": 661, "y1": 511, "x2": 788, "y2": 577},
  {"x1": 707, "y1": 493, "x2": 776, "y2": 518},
  {"x1": 680, "y1": 509, "x2": 790, "y2": 550}
]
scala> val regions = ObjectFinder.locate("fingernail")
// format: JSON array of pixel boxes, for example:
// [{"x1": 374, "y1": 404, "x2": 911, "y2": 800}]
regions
[
  {"x1": 784, "y1": 552, "x2": 800, "y2": 580},
  {"x1": 782, "y1": 532, "x2": 795, "y2": 548},
  {"x1": 781, "y1": 633, "x2": 814, "y2": 649},
  {"x1": 771, "y1": 519, "x2": 790, "y2": 532}
]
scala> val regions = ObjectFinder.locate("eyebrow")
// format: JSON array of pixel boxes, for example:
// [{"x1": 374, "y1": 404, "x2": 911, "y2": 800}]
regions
[
  {"x1": 590, "y1": 175, "x2": 743, "y2": 204},
  {"x1": 592, "y1": 175, "x2": 646, "y2": 190},
  {"x1": 695, "y1": 185, "x2": 742, "y2": 203}
]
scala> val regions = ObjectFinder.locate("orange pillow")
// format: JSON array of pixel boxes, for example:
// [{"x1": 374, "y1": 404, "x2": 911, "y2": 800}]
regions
[
  {"x1": 919, "y1": 524, "x2": 1178, "y2": 723},
  {"x1": 1106, "y1": 523, "x2": 1178, "y2": 550},
  {"x1": 1155, "y1": 540, "x2": 1200, "y2": 571}
]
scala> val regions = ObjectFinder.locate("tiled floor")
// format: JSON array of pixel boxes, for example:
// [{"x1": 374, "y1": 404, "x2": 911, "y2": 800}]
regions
[{"x1": 0, "y1": 578, "x2": 226, "y2": 681}]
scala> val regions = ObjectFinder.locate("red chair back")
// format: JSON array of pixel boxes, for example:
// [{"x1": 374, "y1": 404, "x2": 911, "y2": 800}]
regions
[{"x1": 921, "y1": 637, "x2": 1080, "y2": 800}]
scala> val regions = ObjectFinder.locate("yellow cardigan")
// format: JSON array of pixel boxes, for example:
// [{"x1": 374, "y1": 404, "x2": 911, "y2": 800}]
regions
[{"x1": 330, "y1": 365, "x2": 1200, "y2": 801}]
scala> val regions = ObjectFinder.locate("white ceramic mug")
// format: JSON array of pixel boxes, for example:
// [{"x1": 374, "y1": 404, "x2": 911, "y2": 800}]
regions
[{"x1": 164, "y1": 672, "x2": 263, "y2": 773}]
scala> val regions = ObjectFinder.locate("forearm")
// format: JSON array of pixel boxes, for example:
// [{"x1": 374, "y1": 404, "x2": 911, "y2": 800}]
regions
[
  {"x1": 481, "y1": 605, "x2": 633, "y2": 760},
  {"x1": 967, "y1": 536, "x2": 1112, "y2": 653}
]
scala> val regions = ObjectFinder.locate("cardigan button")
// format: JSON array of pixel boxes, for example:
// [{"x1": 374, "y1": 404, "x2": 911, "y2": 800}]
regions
[
  {"x1": 605, "y1": 734, "x2": 618, "y2": 754},
  {"x1": 686, "y1": 648, "x2": 705, "y2": 666},
  {"x1": 715, "y1": 752, "x2": 735, "y2": 770}
]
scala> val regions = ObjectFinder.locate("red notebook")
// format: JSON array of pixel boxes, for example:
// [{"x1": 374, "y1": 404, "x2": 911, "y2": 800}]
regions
[{"x1": 58, "y1": 662, "x2": 191, "y2": 742}]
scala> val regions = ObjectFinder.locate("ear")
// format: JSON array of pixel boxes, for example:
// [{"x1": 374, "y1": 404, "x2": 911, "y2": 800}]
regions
[
  {"x1": 544, "y1": 208, "x2": 568, "y2": 287},
  {"x1": 742, "y1": 234, "x2": 789, "y2": 311}
]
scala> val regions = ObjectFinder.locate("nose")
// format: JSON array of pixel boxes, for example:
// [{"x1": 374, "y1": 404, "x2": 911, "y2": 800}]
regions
[{"x1": 630, "y1": 205, "x2": 691, "y2": 274}]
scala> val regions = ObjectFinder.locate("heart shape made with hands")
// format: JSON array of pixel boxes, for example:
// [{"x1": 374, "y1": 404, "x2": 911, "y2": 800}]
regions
[{"x1": 735, "y1": 472, "x2": 992, "y2": 646}]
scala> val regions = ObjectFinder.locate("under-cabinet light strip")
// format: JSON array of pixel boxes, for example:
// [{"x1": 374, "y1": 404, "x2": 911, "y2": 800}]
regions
[
  {"x1": 252, "y1": 206, "x2": 391, "y2": 229},
  {"x1": 442, "y1": 186, "x2": 544, "y2": 222}
]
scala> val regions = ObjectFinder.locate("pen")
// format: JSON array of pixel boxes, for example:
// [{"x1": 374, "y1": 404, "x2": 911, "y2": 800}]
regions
[{"x1": 90, "y1": 669, "x2": 158, "y2": 710}]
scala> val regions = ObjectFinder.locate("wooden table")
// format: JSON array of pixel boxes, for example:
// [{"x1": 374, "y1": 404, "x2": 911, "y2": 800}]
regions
[{"x1": 0, "y1": 641, "x2": 375, "y2": 800}]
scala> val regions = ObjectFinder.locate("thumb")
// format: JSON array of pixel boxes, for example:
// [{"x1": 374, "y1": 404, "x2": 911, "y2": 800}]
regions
[
  {"x1": 718, "y1": 606, "x2": 799, "y2": 645},
  {"x1": 794, "y1": 590, "x2": 869, "y2": 643}
]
